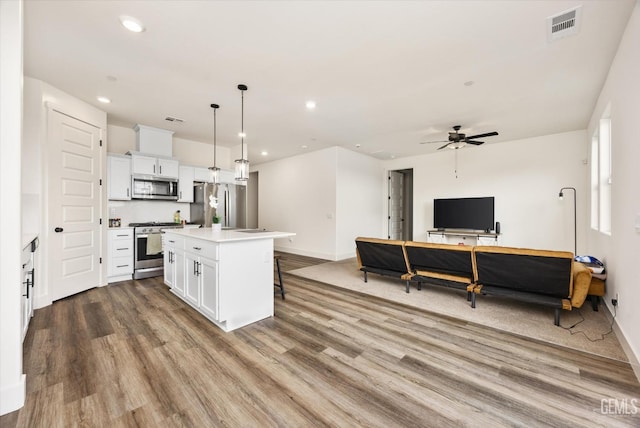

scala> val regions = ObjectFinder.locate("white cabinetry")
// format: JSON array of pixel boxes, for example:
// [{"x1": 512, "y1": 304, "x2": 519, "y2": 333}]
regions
[
  {"x1": 131, "y1": 153, "x2": 179, "y2": 178},
  {"x1": 107, "y1": 228, "x2": 134, "y2": 282},
  {"x1": 164, "y1": 235, "x2": 184, "y2": 295},
  {"x1": 183, "y1": 239, "x2": 219, "y2": 320},
  {"x1": 162, "y1": 229, "x2": 295, "y2": 332},
  {"x1": 193, "y1": 167, "x2": 212, "y2": 183},
  {"x1": 21, "y1": 239, "x2": 37, "y2": 341},
  {"x1": 178, "y1": 166, "x2": 194, "y2": 202},
  {"x1": 107, "y1": 154, "x2": 131, "y2": 200}
]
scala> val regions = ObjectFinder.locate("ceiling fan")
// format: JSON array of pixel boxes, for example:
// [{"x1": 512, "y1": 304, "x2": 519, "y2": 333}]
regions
[{"x1": 420, "y1": 125, "x2": 499, "y2": 150}]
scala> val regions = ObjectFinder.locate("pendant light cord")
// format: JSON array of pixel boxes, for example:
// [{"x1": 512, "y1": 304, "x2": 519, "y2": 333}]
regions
[{"x1": 240, "y1": 88, "x2": 244, "y2": 160}]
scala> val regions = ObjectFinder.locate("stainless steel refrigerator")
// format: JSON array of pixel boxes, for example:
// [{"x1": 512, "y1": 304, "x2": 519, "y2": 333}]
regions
[{"x1": 190, "y1": 183, "x2": 247, "y2": 228}]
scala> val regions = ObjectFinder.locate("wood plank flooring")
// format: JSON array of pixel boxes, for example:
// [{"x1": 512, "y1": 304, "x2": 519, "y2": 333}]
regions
[{"x1": 2, "y1": 253, "x2": 639, "y2": 427}]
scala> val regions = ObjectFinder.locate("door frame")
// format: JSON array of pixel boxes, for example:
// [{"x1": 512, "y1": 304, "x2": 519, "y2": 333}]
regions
[
  {"x1": 39, "y1": 103, "x2": 107, "y2": 306},
  {"x1": 387, "y1": 168, "x2": 413, "y2": 241}
]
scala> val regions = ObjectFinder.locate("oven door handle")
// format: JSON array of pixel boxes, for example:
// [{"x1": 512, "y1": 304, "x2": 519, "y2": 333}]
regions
[{"x1": 135, "y1": 233, "x2": 162, "y2": 238}]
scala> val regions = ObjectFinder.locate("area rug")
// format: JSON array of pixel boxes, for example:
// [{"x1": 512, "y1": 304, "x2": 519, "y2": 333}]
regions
[{"x1": 288, "y1": 258, "x2": 627, "y2": 362}]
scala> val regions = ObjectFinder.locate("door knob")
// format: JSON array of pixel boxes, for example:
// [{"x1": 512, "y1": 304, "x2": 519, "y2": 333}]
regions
[{"x1": 54, "y1": 227, "x2": 63, "y2": 233}]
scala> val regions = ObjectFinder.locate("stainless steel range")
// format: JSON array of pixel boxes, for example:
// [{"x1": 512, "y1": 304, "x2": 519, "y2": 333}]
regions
[{"x1": 130, "y1": 222, "x2": 182, "y2": 279}]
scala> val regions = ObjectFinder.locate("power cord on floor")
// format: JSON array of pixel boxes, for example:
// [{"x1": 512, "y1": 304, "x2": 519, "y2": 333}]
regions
[{"x1": 559, "y1": 303, "x2": 616, "y2": 342}]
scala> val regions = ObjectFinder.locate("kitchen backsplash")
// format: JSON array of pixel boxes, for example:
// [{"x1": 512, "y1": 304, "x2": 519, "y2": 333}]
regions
[{"x1": 108, "y1": 200, "x2": 192, "y2": 226}]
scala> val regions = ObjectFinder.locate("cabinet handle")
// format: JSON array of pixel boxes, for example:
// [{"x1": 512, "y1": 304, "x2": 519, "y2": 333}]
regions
[
  {"x1": 116, "y1": 234, "x2": 128, "y2": 237},
  {"x1": 160, "y1": 165, "x2": 162, "y2": 174},
  {"x1": 193, "y1": 246, "x2": 201, "y2": 251},
  {"x1": 193, "y1": 260, "x2": 198, "y2": 275},
  {"x1": 116, "y1": 247, "x2": 128, "y2": 251},
  {"x1": 153, "y1": 164, "x2": 156, "y2": 174},
  {"x1": 169, "y1": 240, "x2": 175, "y2": 243},
  {"x1": 127, "y1": 188, "x2": 130, "y2": 197},
  {"x1": 179, "y1": 191, "x2": 182, "y2": 199},
  {"x1": 116, "y1": 264, "x2": 129, "y2": 268}
]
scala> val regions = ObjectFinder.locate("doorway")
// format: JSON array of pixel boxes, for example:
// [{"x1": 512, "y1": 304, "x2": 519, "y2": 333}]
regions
[{"x1": 388, "y1": 169, "x2": 413, "y2": 240}]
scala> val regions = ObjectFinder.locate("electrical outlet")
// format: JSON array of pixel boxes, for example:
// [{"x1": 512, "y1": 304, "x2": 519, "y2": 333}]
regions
[{"x1": 612, "y1": 293, "x2": 619, "y2": 307}]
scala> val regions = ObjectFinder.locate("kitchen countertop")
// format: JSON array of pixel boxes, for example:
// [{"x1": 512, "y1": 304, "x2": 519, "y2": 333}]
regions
[{"x1": 163, "y1": 228, "x2": 295, "y2": 243}]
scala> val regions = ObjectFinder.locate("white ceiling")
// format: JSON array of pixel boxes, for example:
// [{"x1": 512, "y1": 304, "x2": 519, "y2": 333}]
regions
[{"x1": 23, "y1": 0, "x2": 635, "y2": 164}]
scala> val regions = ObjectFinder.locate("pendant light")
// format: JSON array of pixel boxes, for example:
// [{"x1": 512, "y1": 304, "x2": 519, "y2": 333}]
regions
[
  {"x1": 234, "y1": 84, "x2": 249, "y2": 181},
  {"x1": 208, "y1": 103, "x2": 220, "y2": 183}
]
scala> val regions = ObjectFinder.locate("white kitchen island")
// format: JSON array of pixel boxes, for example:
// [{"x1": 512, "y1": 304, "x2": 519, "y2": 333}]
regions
[{"x1": 163, "y1": 228, "x2": 295, "y2": 332}]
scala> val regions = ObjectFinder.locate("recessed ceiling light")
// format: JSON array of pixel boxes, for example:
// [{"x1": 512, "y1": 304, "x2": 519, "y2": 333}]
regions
[
  {"x1": 306, "y1": 100, "x2": 316, "y2": 110},
  {"x1": 301, "y1": 145, "x2": 308, "y2": 149},
  {"x1": 261, "y1": 151, "x2": 268, "y2": 156},
  {"x1": 119, "y1": 15, "x2": 145, "y2": 33},
  {"x1": 97, "y1": 96, "x2": 111, "y2": 104}
]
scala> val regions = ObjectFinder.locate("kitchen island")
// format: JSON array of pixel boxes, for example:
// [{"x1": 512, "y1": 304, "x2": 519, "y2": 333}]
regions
[{"x1": 163, "y1": 228, "x2": 295, "y2": 332}]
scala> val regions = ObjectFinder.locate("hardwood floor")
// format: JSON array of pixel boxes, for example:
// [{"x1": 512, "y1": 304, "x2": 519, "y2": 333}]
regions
[{"x1": 2, "y1": 253, "x2": 639, "y2": 427}]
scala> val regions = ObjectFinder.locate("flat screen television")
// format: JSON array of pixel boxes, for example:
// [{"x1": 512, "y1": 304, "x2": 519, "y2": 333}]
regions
[{"x1": 433, "y1": 197, "x2": 495, "y2": 231}]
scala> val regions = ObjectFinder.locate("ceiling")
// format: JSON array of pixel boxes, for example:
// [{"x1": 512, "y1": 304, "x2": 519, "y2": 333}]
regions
[{"x1": 23, "y1": 1, "x2": 635, "y2": 165}]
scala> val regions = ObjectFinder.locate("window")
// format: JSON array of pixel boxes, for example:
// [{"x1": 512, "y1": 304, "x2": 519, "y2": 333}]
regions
[{"x1": 590, "y1": 105, "x2": 612, "y2": 235}]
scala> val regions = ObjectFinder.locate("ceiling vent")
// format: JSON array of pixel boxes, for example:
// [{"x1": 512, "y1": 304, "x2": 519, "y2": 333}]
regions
[
  {"x1": 165, "y1": 116, "x2": 184, "y2": 123},
  {"x1": 547, "y1": 5, "x2": 582, "y2": 42}
]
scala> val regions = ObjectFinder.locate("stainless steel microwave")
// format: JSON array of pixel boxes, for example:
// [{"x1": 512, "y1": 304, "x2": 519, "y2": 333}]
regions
[{"x1": 131, "y1": 175, "x2": 178, "y2": 200}]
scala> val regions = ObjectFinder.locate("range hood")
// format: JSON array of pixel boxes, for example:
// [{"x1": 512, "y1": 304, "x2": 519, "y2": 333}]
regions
[{"x1": 134, "y1": 124, "x2": 174, "y2": 157}]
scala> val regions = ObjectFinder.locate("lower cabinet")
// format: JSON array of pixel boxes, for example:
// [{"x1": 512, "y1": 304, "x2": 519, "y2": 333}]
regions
[
  {"x1": 107, "y1": 228, "x2": 134, "y2": 283},
  {"x1": 21, "y1": 243, "x2": 35, "y2": 341},
  {"x1": 164, "y1": 241, "x2": 185, "y2": 296},
  {"x1": 166, "y1": 237, "x2": 219, "y2": 322}
]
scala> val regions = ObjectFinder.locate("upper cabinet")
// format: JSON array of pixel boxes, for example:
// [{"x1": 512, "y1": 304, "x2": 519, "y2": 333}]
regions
[
  {"x1": 107, "y1": 154, "x2": 131, "y2": 200},
  {"x1": 194, "y1": 167, "x2": 212, "y2": 183},
  {"x1": 178, "y1": 166, "x2": 195, "y2": 202},
  {"x1": 130, "y1": 153, "x2": 179, "y2": 178}
]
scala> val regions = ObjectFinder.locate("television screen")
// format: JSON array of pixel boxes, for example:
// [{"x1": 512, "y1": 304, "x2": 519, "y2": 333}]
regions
[{"x1": 433, "y1": 197, "x2": 495, "y2": 231}]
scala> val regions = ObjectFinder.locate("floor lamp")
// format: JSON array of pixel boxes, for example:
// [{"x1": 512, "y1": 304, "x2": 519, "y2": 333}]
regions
[{"x1": 558, "y1": 187, "x2": 577, "y2": 255}]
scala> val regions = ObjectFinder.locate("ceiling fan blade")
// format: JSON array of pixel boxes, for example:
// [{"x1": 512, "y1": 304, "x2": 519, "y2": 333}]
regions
[
  {"x1": 419, "y1": 139, "x2": 448, "y2": 144},
  {"x1": 466, "y1": 140, "x2": 485, "y2": 145},
  {"x1": 466, "y1": 131, "x2": 498, "y2": 140},
  {"x1": 437, "y1": 142, "x2": 451, "y2": 150}
]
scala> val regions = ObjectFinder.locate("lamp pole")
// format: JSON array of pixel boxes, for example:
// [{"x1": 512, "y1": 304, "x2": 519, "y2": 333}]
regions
[{"x1": 558, "y1": 187, "x2": 577, "y2": 255}]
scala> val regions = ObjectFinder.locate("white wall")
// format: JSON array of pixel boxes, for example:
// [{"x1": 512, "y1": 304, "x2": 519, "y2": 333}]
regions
[
  {"x1": 383, "y1": 130, "x2": 588, "y2": 252},
  {"x1": 254, "y1": 146, "x2": 384, "y2": 260},
  {"x1": 0, "y1": 0, "x2": 24, "y2": 415},
  {"x1": 254, "y1": 148, "x2": 338, "y2": 259},
  {"x1": 336, "y1": 147, "x2": 384, "y2": 259},
  {"x1": 587, "y1": 2, "x2": 640, "y2": 368}
]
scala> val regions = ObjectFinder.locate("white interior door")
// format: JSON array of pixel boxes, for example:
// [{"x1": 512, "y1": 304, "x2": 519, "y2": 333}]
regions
[
  {"x1": 388, "y1": 171, "x2": 404, "y2": 240},
  {"x1": 48, "y1": 110, "x2": 103, "y2": 301}
]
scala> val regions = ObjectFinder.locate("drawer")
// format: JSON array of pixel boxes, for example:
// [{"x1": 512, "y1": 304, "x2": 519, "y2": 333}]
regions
[
  {"x1": 110, "y1": 256, "x2": 133, "y2": 275},
  {"x1": 164, "y1": 234, "x2": 185, "y2": 250},
  {"x1": 111, "y1": 244, "x2": 133, "y2": 257},
  {"x1": 184, "y1": 238, "x2": 218, "y2": 260},
  {"x1": 110, "y1": 229, "x2": 133, "y2": 240}
]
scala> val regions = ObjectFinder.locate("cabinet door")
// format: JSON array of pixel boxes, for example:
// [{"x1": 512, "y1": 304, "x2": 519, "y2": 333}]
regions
[
  {"x1": 193, "y1": 167, "x2": 212, "y2": 183},
  {"x1": 173, "y1": 249, "x2": 185, "y2": 296},
  {"x1": 158, "y1": 158, "x2": 179, "y2": 178},
  {"x1": 199, "y1": 257, "x2": 219, "y2": 321},
  {"x1": 163, "y1": 248, "x2": 174, "y2": 287},
  {"x1": 107, "y1": 156, "x2": 131, "y2": 200},
  {"x1": 131, "y1": 154, "x2": 157, "y2": 175},
  {"x1": 177, "y1": 166, "x2": 194, "y2": 202},
  {"x1": 184, "y1": 252, "x2": 200, "y2": 306}
]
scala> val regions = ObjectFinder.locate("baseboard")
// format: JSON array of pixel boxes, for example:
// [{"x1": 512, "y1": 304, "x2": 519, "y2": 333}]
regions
[
  {"x1": 274, "y1": 246, "x2": 336, "y2": 261},
  {"x1": 603, "y1": 303, "x2": 640, "y2": 383},
  {"x1": 0, "y1": 374, "x2": 25, "y2": 416}
]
